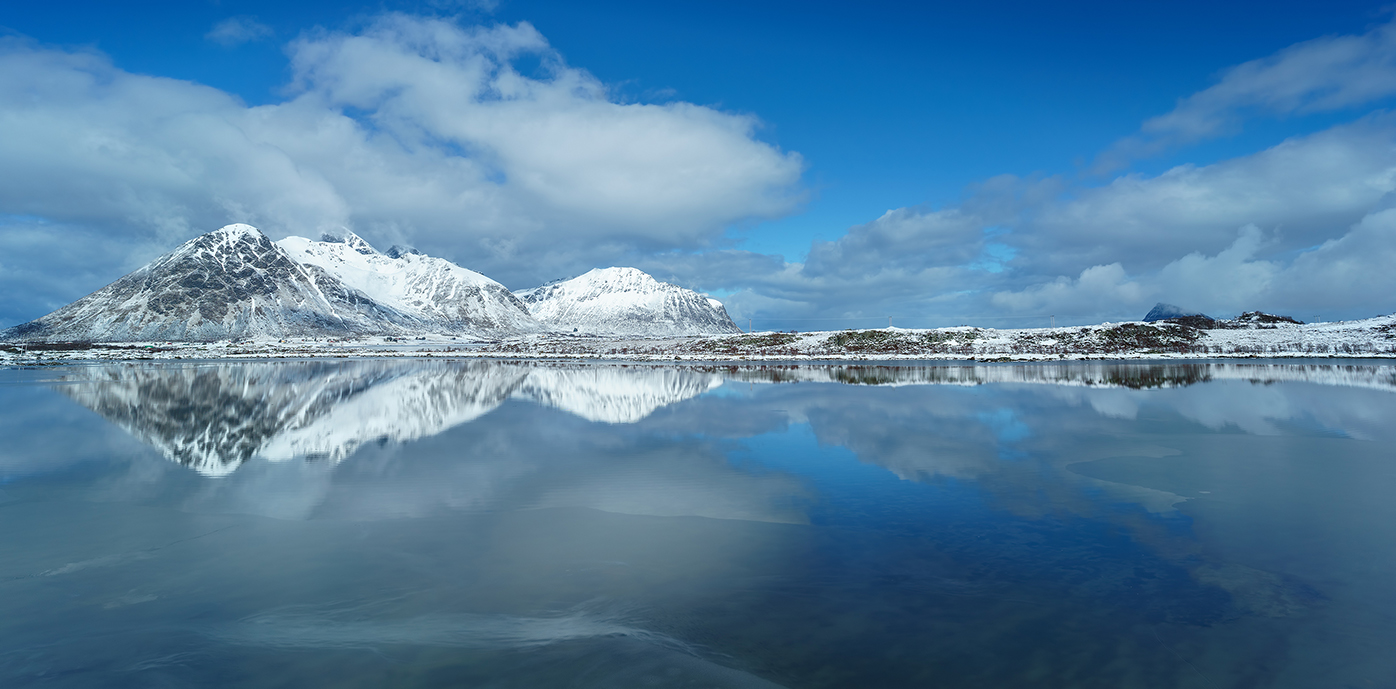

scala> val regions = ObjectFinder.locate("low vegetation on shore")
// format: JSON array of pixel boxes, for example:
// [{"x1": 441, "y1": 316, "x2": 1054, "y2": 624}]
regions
[{"x1": 5, "y1": 313, "x2": 1394, "y2": 363}]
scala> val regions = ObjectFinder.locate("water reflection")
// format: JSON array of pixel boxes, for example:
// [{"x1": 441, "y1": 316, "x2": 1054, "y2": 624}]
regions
[
  {"x1": 55, "y1": 361, "x2": 722, "y2": 475},
  {"x1": 51, "y1": 359, "x2": 1396, "y2": 477},
  {"x1": 2, "y1": 360, "x2": 1394, "y2": 687}
]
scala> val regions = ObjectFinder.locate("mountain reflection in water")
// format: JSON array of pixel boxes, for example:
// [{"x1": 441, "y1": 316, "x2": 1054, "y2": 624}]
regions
[
  {"x1": 1, "y1": 359, "x2": 1394, "y2": 688},
  {"x1": 53, "y1": 359, "x2": 1396, "y2": 476},
  {"x1": 55, "y1": 361, "x2": 723, "y2": 475}
]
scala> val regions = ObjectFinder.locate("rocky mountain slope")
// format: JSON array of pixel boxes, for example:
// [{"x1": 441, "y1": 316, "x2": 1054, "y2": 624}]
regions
[
  {"x1": 1, "y1": 224, "x2": 416, "y2": 342},
  {"x1": 516, "y1": 267, "x2": 741, "y2": 336},
  {"x1": 2, "y1": 225, "x2": 742, "y2": 342},
  {"x1": 277, "y1": 232, "x2": 540, "y2": 336}
]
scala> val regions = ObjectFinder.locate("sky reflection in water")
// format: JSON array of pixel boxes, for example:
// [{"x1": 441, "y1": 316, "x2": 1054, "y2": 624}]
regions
[{"x1": 1, "y1": 360, "x2": 1394, "y2": 688}]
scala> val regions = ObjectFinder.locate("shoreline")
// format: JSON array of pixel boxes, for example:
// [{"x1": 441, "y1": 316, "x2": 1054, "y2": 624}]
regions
[{"x1": 4, "y1": 317, "x2": 1395, "y2": 364}]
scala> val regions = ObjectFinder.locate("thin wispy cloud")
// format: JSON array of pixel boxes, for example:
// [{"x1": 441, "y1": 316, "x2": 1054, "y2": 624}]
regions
[
  {"x1": 1096, "y1": 16, "x2": 1396, "y2": 171},
  {"x1": 205, "y1": 16, "x2": 274, "y2": 47}
]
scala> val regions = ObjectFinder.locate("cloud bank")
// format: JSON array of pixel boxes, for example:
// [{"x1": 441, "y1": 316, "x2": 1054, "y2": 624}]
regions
[
  {"x1": 0, "y1": 15, "x2": 803, "y2": 325},
  {"x1": 696, "y1": 116, "x2": 1396, "y2": 327},
  {"x1": 3, "y1": 13, "x2": 1396, "y2": 329},
  {"x1": 674, "y1": 19, "x2": 1396, "y2": 327}
]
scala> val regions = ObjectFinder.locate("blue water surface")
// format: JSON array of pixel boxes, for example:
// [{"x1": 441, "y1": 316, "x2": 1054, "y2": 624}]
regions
[{"x1": 0, "y1": 359, "x2": 1393, "y2": 688}]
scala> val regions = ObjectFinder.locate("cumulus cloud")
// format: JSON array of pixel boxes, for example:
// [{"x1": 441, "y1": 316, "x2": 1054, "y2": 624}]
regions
[
  {"x1": 1271, "y1": 207, "x2": 1396, "y2": 311},
  {"x1": 803, "y1": 206, "x2": 988, "y2": 279},
  {"x1": 205, "y1": 17, "x2": 275, "y2": 47},
  {"x1": 637, "y1": 206, "x2": 1008, "y2": 328},
  {"x1": 272, "y1": 16, "x2": 803, "y2": 253},
  {"x1": 1034, "y1": 117, "x2": 1396, "y2": 273},
  {"x1": 0, "y1": 17, "x2": 804, "y2": 325},
  {"x1": 1099, "y1": 17, "x2": 1396, "y2": 169},
  {"x1": 686, "y1": 22, "x2": 1396, "y2": 327},
  {"x1": 976, "y1": 117, "x2": 1396, "y2": 322},
  {"x1": 988, "y1": 226, "x2": 1284, "y2": 321},
  {"x1": 7, "y1": 12, "x2": 1396, "y2": 330},
  {"x1": 692, "y1": 116, "x2": 1396, "y2": 327}
]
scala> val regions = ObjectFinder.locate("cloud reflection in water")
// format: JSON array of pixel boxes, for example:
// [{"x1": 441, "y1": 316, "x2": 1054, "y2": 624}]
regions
[{"x1": 5, "y1": 359, "x2": 1392, "y2": 687}]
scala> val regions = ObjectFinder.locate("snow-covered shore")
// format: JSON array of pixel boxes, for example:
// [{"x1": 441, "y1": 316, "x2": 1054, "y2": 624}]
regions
[{"x1": 4, "y1": 314, "x2": 1394, "y2": 364}]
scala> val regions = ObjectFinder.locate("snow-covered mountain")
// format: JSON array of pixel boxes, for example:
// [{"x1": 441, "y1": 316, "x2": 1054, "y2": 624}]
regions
[
  {"x1": 57, "y1": 361, "x2": 722, "y2": 475},
  {"x1": 277, "y1": 232, "x2": 540, "y2": 336},
  {"x1": 1, "y1": 224, "x2": 417, "y2": 342},
  {"x1": 1, "y1": 225, "x2": 737, "y2": 342},
  {"x1": 516, "y1": 267, "x2": 741, "y2": 336},
  {"x1": 1, "y1": 224, "x2": 544, "y2": 342}
]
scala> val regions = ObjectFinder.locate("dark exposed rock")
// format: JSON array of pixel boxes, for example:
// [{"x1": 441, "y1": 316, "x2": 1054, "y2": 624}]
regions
[
  {"x1": 0, "y1": 224, "x2": 420, "y2": 342},
  {"x1": 1160, "y1": 315, "x2": 1221, "y2": 329},
  {"x1": 1233, "y1": 311, "x2": 1304, "y2": 325},
  {"x1": 1143, "y1": 303, "x2": 1210, "y2": 322}
]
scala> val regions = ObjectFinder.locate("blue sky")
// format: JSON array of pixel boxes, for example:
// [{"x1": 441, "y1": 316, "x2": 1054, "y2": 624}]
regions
[{"x1": 4, "y1": 1, "x2": 1396, "y2": 328}]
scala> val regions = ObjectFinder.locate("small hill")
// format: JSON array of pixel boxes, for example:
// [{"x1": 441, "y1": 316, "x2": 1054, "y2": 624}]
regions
[{"x1": 1143, "y1": 303, "x2": 1211, "y2": 322}]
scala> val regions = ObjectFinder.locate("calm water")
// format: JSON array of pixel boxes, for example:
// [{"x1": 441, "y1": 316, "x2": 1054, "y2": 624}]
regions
[{"x1": 1, "y1": 359, "x2": 1394, "y2": 688}]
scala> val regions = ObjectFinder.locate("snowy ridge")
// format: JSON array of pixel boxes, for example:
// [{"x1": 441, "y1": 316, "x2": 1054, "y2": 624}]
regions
[
  {"x1": 57, "y1": 361, "x2": 722, "y2": 475},
  {"x1": 516, "y1": 267, "x2": 740, "y2": 336},
  {"x1": 278, "y1": 232, "x2": 541, "y2": 336},
  {"x1": 2, "y1": 224, "x2": 417, "y2": 342}
]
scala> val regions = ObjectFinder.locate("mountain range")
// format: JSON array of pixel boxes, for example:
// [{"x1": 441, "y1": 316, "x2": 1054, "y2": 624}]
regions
[
  {"x1": 56, "y1": 359, "x2": 1395, "y2": 476},
  {"x1": 1, "y1": 225, "x2": 739, "y2": 341},
  {"x1": 57, "y1": 360, "x2": 724, "y2": 475}
]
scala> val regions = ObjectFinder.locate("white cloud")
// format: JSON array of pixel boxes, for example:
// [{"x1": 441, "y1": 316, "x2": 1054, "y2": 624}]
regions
[
  {"x1": 1271, "y1": 207, "x2": 1396, "y2": 311},
  {"x1": 1034, "y1": 117, "x2": 1396, "y2": 273},
  {"x1": 7, "y1": 13, "x2": 1396, "y2": 331},
  {"x1": 1100, "y1": 18, "x2": 1396, "y2": 168},
  {"x1": 206, "y1": 16, "x2": 275, "y2": 47},
  {"x1": 696, "y1": 118, "x2": 1396, "y2": 327},
  {"x1": 0, "y1": 18, "x2": 805, "y2": 325},
  {"x1": 680, "y1": 21, "x2": 1396, "y2": 327},
  {"x1": 989, "y1": 226, "x2": 1281, "y2": 320},
  {"x1": 990, "y1": 262, "x2": 1142, "y2": 318},
  {"x1": 272, "y1": 16, "x2": 804, "y2": 255}
]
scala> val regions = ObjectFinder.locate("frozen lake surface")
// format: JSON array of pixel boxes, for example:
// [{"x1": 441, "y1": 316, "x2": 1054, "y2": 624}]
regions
[{"x1": 1, "y1": 359, "x2": 1394, "y2": 687}]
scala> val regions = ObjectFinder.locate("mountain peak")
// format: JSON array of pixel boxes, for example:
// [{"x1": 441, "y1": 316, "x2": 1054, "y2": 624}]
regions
[
  {"x1": 516, "y1": 267, "x2": 739, "y2": 336},
  {"x1": 1, "y1": 223, "x2": 413, "y2": 342},
  {"x1": 574, "y1": 267, "x2": 663, "y2": 290},
  {"x1": 211, "y1": 223, "x2": 262, "y2": 239},
  {"x1": 188, "y1": 224, "x2": 270, "y2": 254},
  {"x1": 589, "y1": 266, "x2": 648, "y2": 278},
  {"x1": 318, "y1": 229, "x2": 379, "y2": 256}
]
